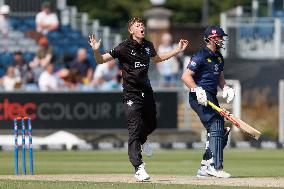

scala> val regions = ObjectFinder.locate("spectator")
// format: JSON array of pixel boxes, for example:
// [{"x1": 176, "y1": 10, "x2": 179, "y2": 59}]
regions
[
  {"x1": 157, "y1": 33, "x2": 180, "y2": 87},
  {"x1": 38, "y1": 63, "x2": 59, "y2": 91},
  {"x1": 0, "y1": 5, "x2": 10, "y2": 36},
  {"x1": 13, "y1": 52, "x2": 30, "y2": 82},
  {"x1": 29, "y1": 36, "x2": 53, "y2": 81},
  {"x1": 35, "y1": 1, "x2": 59, "y2": 35},
  {"x1": 0, "y1": 65, "x2": 21, "y2": 91},
  {"x1": 70, "y1": 48, "x2": 93, "y2": 78},
  {"x1": 93, "y1": 59, "x2": 120, "y2": 90},
  {"x1": 12, "y1": 51, "x2": 37, "y2": 90},
  {"x1": 82, "y1": 68, "x2": 94, "y2": 85},
  {"x1": 57, "y1": 68, "x2": 82, "y2": 90}
]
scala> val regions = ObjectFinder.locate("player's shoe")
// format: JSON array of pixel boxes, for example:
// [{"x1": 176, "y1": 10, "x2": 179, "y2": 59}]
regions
[
  {"x1": 134, "y1": 163, "x2": 150, "y2": 181},
  {"x1": 206, "y1": 165, "x2": 231, "y2": 178},
  {"x1": 197, "y1": 165, "x2": 210, "y2": 177},
  {"x1": 142, "y1": 140, "x2": 153, "y2": 157},
  {"x1": 196, "y1": 160, "x2": 211, "y2": 178}
]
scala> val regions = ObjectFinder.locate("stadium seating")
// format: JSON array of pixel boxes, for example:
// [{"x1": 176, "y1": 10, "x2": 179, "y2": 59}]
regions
[{"x1": 0, "y1": 16, "x2": 98, "y2": 76}]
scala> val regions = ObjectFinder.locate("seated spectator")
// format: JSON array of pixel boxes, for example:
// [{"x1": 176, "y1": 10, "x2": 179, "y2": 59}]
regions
[
  {"x1": 0, "y1": 5, "x2": 10, "y2": 36},
  {"x1": 93, "y1": 59, "x2": 120, "y2": 90},
  {"x1": 13, "y1": 51, "x2": 31, "y2": 82},
  {"x1": 29, "y1": 36, "x2": 53, "y2": 81},
  {"x1": 82, "y1": 68, "x2": 94, "y2": 85},
  {"x1": 35, "y1": 2, "x2": 59, "y2": 35},
  {"x1": 57, "y1": 68, "x2": 82, "y2": 90},
  {"x1": 38, "y1": 63, "x2": 59, "y2": 91},
  {"x1": 0, "y1": 65, "x2": 21, "y2": 91},
  {"x1": 12, "y1": 51, "x2": 37, "y2": 90},
  {"x1": 157, "y1": 33, "x2": 180, "y2": 88},
  {"x1": 70, "y1": 48, "x2": 93, "y2": 78}
]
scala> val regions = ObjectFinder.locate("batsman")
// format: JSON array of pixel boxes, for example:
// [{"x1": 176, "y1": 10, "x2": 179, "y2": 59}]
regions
[{"x1": 181, "y1": 26, "x2": 234, "y2": 178}]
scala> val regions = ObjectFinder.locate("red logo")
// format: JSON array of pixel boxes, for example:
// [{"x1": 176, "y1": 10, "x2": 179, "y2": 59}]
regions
[{"x1": 0, "y1": 98, "x2": 37, "y2": 120}]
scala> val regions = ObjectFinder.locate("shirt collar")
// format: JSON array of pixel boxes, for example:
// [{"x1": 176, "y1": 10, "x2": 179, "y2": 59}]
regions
[
  {"x1": 204, "y1": 47, "x2": 220, "y2": 57},
  {"x1": 127, "y1": 36, "x2": 146, "y2": 47}
]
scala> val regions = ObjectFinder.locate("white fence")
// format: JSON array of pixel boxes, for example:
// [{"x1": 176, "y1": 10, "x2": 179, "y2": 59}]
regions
[{"x1": 61, "y1": 6, "x2": 122, "y2": 51}]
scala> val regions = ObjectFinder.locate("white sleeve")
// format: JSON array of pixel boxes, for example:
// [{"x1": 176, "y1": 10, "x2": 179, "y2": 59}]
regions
[
  {"x1": 50, "y1": 13, "x2": 59, "y2": 25},
  {"x1": 38, "y1": 73, "x2": 48, "y2": 91},
  {"x1": 35, "y1": 12, "x2": 42, "y2": 24},
  {"x1": 93, "y1": 65, "x2": 104, "y2": 80}
]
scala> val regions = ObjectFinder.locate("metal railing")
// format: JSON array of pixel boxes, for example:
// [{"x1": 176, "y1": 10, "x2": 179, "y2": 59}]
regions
[
  {"x1": 221, "y1": 13, "x2": 284, "y2": 59},
  {"x1": 64, "y1": 6, "x2": 122, "y2": 51}
]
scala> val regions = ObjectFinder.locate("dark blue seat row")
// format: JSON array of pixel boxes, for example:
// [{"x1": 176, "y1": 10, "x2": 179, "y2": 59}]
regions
[
  {"x1": 0, "y1": 52, "x2": 35, "y2": 66},
  {"x1": 10, "y1": 16, "x2": 36, "y2": 32},
  {"x1": 8, "y1": 16, "x2": 100, "y2": 68}
]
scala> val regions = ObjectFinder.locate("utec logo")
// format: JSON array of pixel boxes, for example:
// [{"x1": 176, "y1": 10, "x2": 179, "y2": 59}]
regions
[
  {"x1": 0, "y1": 98, "x2": 119, "y2": 121},
  {"x1": 0, "y1": 98, "x2": 36, "y2": 120}
]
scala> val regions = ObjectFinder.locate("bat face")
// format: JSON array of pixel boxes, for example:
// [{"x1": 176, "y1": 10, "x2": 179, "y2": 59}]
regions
[{"x1": 230, "y1": 114, "x2": 261, "y2": 140}]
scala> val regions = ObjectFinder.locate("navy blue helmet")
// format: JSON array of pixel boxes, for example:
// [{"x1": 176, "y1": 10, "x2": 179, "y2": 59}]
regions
[
  {"x1": 204, "y1": 25, "x2": 228, "y2": 49},
  {"x1": 204, "y1": 25, "x2": 228, "y2": 39}
]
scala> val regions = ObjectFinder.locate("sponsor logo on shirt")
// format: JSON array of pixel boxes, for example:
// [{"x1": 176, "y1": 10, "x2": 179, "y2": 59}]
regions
[
  {"x1": 207, "y1": 58, "x2": 212, "y2": 63},
  {"x1": 214, "y1": 64, "x2": 219, "y2": 74},
  {"x1": 135, "y1": 62, "x2": 146, "y2": 68}
]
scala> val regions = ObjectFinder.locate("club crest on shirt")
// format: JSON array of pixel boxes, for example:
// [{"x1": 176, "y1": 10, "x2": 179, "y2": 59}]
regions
[
  {"x1": 145, "y1": 47, "x2": 150, "y2": 55},
  {"x1": 127, "y1": 100, "x2": 133, "y2": 107},
  {"x1": 190, "y1": 61, "x2": 196, "y2": 66},
  {"x1": 218, "y1": 57, "x2": 222, "y2": 63},
  {"x1": 207, "y1": 58, "x2": 212, "y2": 63},
  {"x1": 130, "y1": 49, "x2": 136, "y2": 56}
]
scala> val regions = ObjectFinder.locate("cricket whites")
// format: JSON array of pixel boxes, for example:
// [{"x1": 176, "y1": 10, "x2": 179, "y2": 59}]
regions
[{"x1": 207, "y1": 100, "x2": 261, "y2": 140}]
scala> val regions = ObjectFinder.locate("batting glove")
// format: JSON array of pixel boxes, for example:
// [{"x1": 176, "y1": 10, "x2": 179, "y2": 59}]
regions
[
  {"x1": 222, "y1": 85, "x2": 235, "y2": 103},
  {"x1": 195, "y1": 87, "x2": 207, "y2": 106}
]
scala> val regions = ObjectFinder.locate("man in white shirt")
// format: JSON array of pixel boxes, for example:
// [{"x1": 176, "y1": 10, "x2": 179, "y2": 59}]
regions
[
  {"x1": 93, "y1": 59, "x2": 120, "y2": 90},
  {"x1": 38, "y1": 63, "x2": 58, "y2": 91},
  {"x1": 157, "y1": 33, "x2": 180, "y2": 87},
  {"x1": 0, "y1": 65, "x2": 21, "y2": 91},
  {"x1": 0, "y1": 5, "x2": 11, "y2": 36},
  {"x1": 35, "y1": 2, "x2": 59, "y2": 35}
]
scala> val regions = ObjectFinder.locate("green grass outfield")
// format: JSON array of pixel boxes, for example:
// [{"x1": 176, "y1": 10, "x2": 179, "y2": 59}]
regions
[{"x1": 0, "y1": 149, "x2": 284, "y2": 189}]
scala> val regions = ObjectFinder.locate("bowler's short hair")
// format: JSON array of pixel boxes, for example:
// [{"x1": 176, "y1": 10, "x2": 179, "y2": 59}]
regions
[{"x1": 127, "y1": 18, "x2": 145, "y2": 30}]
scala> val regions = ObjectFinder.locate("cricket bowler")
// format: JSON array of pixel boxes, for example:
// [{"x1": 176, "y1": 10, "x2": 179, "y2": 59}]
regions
[
  {"x1": 89, "y1": 17, "x2": 188, "y2": 181},
  {"x1": 181, "y1": 25, "x2": 234, "y2": 178}
]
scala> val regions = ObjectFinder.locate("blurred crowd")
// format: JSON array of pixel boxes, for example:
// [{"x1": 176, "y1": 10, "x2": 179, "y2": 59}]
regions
[
  {"x1": 0, "y1": 2, "x2": 122, "y2": 92},
  {"x1": 0, "y1": 2, "x2": 185, "y2": 92}
]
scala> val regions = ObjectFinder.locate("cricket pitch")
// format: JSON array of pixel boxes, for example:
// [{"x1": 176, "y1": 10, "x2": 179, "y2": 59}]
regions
[{"x1": 0, "y1": 174, "x2": 283, "y2": 188}]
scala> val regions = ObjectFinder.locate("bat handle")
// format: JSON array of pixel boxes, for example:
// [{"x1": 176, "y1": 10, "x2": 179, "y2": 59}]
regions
[
  {"x1": 208, "y1": 100, "x2": 241, "y2": 127},
  {"x1": 207, "y1": 100, "x2": 222, "y2": 112}
]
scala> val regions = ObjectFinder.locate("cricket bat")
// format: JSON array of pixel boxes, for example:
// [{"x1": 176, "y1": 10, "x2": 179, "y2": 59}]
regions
[{"x1": 207, "y1": 100, "x2": 261, "y2": 140}]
